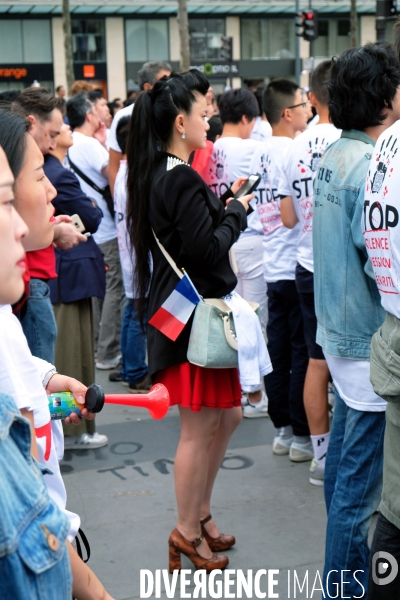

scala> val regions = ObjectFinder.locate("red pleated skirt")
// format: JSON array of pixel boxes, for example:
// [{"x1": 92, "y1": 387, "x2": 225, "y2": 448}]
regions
[{"x1": 154, "y1": 362, "x2": 242, "y2": 412}]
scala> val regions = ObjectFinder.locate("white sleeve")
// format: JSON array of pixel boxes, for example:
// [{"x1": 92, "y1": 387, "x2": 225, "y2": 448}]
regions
[
  {"x1": 0, "y1": 314, "x2": 48, "y2": 412},
  {"x1": 108, "y1": 112, "x2": 122, "y2": 153},
  {"x1": 278, "y1": 150, "x2": 293, "y2": 198},
  {"x1": 31, "y1": 356, "x2": 55, "y2": 384}
]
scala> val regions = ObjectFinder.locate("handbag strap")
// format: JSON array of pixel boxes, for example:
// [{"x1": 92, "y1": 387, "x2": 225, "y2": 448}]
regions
[
  {"x1": 152, "y1": 229, "x2": 183, "y2": 280},
  {"x1": 67, "y1": 152, "x2": 106, "y2": 198}
]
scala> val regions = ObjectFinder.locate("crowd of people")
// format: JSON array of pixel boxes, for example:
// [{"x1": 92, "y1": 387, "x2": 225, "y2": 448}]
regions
[{"x1": 3, "y1": 29, "x2": 400, "y2": 598}]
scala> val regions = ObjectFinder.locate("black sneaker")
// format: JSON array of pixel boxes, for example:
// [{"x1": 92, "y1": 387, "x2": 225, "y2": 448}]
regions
[
  {"x1": 109, "y1": 369, "x2": 127, "y2": 383},
  {"x1": 128, "y1": 374, "x2": 151, "y2": 394}
]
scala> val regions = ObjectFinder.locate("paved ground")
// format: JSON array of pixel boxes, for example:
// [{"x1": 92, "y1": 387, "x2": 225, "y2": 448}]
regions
[{"x1": 61, "y1": 370, "x2": 328, "y2": 599}]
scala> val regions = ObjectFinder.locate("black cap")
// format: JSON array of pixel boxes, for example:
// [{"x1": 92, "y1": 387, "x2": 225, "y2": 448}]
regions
[{"x1": 85, "y1": 384, "x2": 105, "y2": 413}]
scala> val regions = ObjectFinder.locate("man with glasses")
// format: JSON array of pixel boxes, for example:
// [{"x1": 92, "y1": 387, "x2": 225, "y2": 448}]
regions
[{"x1": 249, "y1": 79, "x2": 310, "y2": 461}]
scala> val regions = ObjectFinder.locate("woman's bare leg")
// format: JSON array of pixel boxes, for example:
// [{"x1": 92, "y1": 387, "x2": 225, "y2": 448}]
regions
[
  {"x1": 175, "y1": 405, "x2": 223, "y2": 558},
  {"x1": 200, "y1": 406, "x2": 242, "y2": 537}
]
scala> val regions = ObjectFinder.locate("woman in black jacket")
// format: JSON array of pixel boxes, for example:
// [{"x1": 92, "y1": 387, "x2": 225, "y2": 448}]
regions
[
  {"x1": 127, "y1": 70, "x2": 253, "y2": 572},
  {"x1": 45, "y1": 123, "x2": 107, "y2": 449}
]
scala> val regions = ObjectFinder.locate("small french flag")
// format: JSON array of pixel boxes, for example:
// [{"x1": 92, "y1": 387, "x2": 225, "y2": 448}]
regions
[{"x1": 149, "y1": 272, "x2": 202, "y2": 341}]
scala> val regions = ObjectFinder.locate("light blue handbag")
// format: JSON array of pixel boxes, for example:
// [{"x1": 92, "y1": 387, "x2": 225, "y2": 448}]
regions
[
  {"x1": 153, "y1": 231, "x2": 259, "y2": 369},
  {"x1": 187, "y1": 298, "x2": 259, "y2": 368}
]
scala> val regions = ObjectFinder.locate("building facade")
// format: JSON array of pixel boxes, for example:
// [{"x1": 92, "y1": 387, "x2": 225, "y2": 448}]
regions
[{"x1": 0, "y1": 0, "x2": 387, "y2": 98}]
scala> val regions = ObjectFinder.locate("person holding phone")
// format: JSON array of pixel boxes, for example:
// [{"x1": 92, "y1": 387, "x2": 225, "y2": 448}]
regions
[
  {"x1": 203, "y1": 89, "x2": 268, "y2": 418},
  {"x1": 126, "y1": 70, "x2": 254, "y2": 571}
]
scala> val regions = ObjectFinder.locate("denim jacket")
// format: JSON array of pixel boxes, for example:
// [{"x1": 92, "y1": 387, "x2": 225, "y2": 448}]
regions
[
  {"x1": 313, "y1": 130, "x2": 385, "y2": 359},
  {"x1": 0, "y1": 393, "x2": 72, "y2": 600}
]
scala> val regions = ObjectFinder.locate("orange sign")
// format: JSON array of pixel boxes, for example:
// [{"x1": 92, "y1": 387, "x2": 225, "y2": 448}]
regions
[
  {"x1": 83, "y1": 64, "x2": 95, "y2": 78},
  {"x1": 0, "y1": 67, "x2": 27, "y2": 79}
]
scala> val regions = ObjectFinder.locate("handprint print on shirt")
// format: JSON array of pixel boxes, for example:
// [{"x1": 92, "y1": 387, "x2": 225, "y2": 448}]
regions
[
  {"x1": 259, "y1": 153, "x2": 272, "y2": 186},
  {"x1": 208, "y1": 147, "x2": 228, "y2": 181},
  {"x1": 370, "y1": 134, "x2": 398, "y2": 196},
  {"x1": 298, "y1": 136, "x2": 329, "y2": 174}
]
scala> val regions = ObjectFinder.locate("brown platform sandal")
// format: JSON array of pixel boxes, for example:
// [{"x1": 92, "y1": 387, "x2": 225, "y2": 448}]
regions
[
  {"x1": 200, "y1": 515, "x2": 236, "y2": 552},
  {"x1": 168, "y1": 528, "x2": 229, "y2": 573}
]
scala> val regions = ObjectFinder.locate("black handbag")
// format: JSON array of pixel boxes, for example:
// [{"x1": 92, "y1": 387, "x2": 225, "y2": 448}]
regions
[{"x1": 67, "y1": 153, "x2": 115, "y2": 219}]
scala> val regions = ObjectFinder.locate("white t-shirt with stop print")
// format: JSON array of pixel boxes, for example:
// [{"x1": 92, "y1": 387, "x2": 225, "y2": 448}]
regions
[{"x1": 278, "y1": 124, "x2": 341, "y2": 273}]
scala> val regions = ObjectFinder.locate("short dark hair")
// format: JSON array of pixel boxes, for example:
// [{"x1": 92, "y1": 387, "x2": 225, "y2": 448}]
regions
[
  {"x1": 66, "y1": 92, "x2": 93, "y2": 129},
  {"x1": 328, "y1": 42, "x2": 400, "y2": 131},
  {"x1": 0, "y1": 109, "x2": 30, "y2": 179},
  {"x1": 116, "y1": 115, "x2": 130, "y2": 155},
  {"x1": 137, "y1": 61, "x2": 172, "y2": 90},
  {"x1": 207, "y1": 115, "x2": 223, "y2": 142},
  {"x1": 262, "y1": 79, "x2": 299, "y2": 125},
  {"x1": 56, "y1": 85, "x2": 65, "y2": 93},
  {"x1": 11, "y1": 87, "x2": 64, "y2": 123},
  {"x1": 218, "y1": 89, "x2": 259, "y2": 125},
  {"x1": 310, "y1": 60, "x2": 331, "y2": 106},
  {"x1": 88, "y1": 88, "x2": 104, "y2": 103},
  {"x1": 0, "y1": 90, "x2": 21, "y2": 108}
]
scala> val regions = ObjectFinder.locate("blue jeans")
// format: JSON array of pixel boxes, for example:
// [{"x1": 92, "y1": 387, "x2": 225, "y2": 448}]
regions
[
  {"x1": 120, "y1": 300, "x2": 148, "y2": 386},
  {"x1": 21, "y1": 279, "x2": 57, "y2": 364},
  {"x1": 323, "y1": 390, "x2": 385, "y2": 598}
]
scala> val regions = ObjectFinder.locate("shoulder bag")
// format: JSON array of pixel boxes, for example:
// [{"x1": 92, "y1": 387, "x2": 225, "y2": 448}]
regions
[
  {"x1": 67, "y1": 153, "x2": 115, "y2": 219},
  {"x1": 153, "y1": 231, "x2": 259, "y2": 369}
]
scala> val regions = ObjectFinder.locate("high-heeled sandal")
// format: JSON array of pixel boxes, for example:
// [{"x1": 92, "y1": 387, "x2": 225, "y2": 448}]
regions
[
  {"x1": 200, "y1": 515, "x2": 236, "y2": 552},
  {"x1": 168, "y1": 528, "x2": 229, "y2": 573}
]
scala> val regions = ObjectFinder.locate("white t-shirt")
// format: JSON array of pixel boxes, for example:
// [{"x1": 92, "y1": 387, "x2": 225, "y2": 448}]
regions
[
  {"x1": 69, "y1": 131, "x2": 116, "y2": 245},
  {"x1": 249, "y1": 136, "x2": 300, "y2": 282},
  {"x1": 114, "y1": 161, "x2": 135, "y2": 298},
  {"x1": 363, "y1": 121, "x2": 400, "y2": 317},
  {"x1": 324, "y1": 352, "x2": 386, "y2": 412},
  {"x1": 250, "y1": 117, "x2": 272, "y2": 142},
  {"x1": 278, "y1": 124, "x2": 341, "y2": 273},
  {"x1": 203, "y1": 136, "x2": 264, "y2": 235},
  {"x1": 108, "y1": 104, "x2": 134, "y2": 153},
  {"x1": 0, "y1": 304, "x2": 80, "y2": 539}
]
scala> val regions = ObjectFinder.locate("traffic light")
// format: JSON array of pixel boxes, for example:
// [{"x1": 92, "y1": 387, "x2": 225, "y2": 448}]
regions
[
  {"x1": 297, "y1": 9, "x2": 319, "y2": 42},
  {"x1": 220, "y1": 36, "x2": 233, "y2": 62}
]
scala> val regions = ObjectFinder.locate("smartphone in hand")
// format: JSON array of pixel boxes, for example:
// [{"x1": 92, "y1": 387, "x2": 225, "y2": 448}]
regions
[
  {"x1": 70, "y1": 214, "x2": 85, "y2": 233},
  {"x1": 234, "y1": 174, "x2": 261, "y2": 199}
]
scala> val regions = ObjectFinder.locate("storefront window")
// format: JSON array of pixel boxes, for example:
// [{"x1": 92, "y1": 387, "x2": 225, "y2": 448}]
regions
[
  {"x1": 314, "y1": 19, "x2": 352, "y2": 58},
  {"x1": 313, "y1": 20, "x2": 329, "y2": 57},
  {"x1": 241, "y1": 19, "x2": 295, "y2": 60},
  {"x1": 72, "y1": 19, "x2": 106, "y2": 63},
  {"x1": 0, "y1": 19, "x2": 52, "y2": 63},
  {"x1": 125, "y1": 19, "x2": 169, "y2": 62},
  {"x1": 337, "y1": 20, "x2": 351, "y2": 55},
  {"x1": 189, "y1": 18, "x2": 225, "y2": 61}
]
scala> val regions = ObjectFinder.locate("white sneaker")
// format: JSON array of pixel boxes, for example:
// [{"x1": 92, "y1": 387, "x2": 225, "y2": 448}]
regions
[
  {"x1": 241, "y1": 393, "x2": 248, "y2": 407},
  {"x1": 289, "y1": 440, "x2": 314, "y2": 462},
  {"x1": 64, "y1": 432, "x2": 108, "y2": 449},
  {"x1": 272, "y1": 427, "x2": 293, "y2": 455},
  {"x1": 95, "y1": 355, "x2": 121, "y2": 370},
  {"x1": 309, "y1": 459, "x2": 324, "y2": 486},
  {"x1": 243, "y1": 392, "x2": 269, "y2": 418}
]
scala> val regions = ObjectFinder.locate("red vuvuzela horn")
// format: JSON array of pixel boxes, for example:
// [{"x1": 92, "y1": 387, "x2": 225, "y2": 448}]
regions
[{"x1": 85, "y1": 383, "x2": 170, "y2": 420}]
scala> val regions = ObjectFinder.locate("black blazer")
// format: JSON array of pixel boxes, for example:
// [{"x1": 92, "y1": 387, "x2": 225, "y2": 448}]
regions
[
  {"x1": 148, "y1": 154, "x2": 247, "y2": 377},
  {"x1": 44, "y1": 155, "x2": 106, "y2": 304}
]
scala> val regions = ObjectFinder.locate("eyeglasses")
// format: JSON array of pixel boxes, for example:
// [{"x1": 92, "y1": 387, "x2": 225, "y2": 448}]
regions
[
  {"x1": 281, "y1": 101, "x2": 307, "y2": 118},
  {"x1": 285, "y1": 102, "x2": 307, "y2": 110}
]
